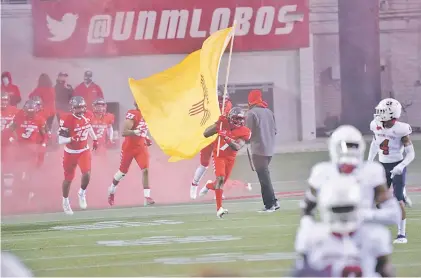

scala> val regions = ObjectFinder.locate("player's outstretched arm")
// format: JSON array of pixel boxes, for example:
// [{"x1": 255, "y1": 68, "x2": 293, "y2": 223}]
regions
[
  {"x1": 203, "y1": 123, "x2": 217, "y2": 138},
  {"x1": 368, "y1": 136, "x2": 379, "y2": 162},
  {"x1": 364, "y1": 184, "x2": 401, "y2": 225}
]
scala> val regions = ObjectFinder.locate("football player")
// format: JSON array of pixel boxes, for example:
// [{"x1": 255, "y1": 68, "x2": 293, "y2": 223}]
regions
[
  {"x1": 295, "y1": 176, "x2": 394, "y2": 277},
  {"x1": 30, "y1": 95, "x2": 50, "y2": 164},
  {"x1": 8, "y1": 100, "x2": 48, "y2": 195},
  {"x1": 199, "y1": 107, "x2": 251, "y2": 218},
  {"x1": 107, "y1": 102, "x2": 154, "y2": 207},
  {"x1": 190, "y1": 88, "x2": 233, "y2": 199},
  {"x1": 58, "y1": 96, "x2": 98, "y2": 215},
  {"x1": 90, "y1": 98, "x2": 114, "y2": 153},
  {"x1": 1, "y1": 93, "x2": 19, "y2": 195},
  {"x1": 368, "y1": 98, "x2": 415, "y2": 244},
  {"x1": 297, "y1": 125, "x2": 401, "y2": 247}
]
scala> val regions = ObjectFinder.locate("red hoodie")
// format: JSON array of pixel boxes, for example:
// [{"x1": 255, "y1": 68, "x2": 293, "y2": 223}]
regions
[{"x1": 1, "y1": 72, "x2": 21, "y2": 107}]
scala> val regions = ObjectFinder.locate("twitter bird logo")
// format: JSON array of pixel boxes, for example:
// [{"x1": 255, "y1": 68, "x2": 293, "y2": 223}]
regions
[{"x1": 46, "y1": 13, "x2": 78, "y2": 42}]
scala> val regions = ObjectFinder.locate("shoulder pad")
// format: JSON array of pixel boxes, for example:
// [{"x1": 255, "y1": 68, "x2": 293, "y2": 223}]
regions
[
  {"x1": 369, "y1": 120, "x2": 377, "y2": 132},
  {"x1": 395, "y1": 122, "x2": 412, "y2": 137},
  {"x1": 308, "y1": 162, "x2": 331, "y2": 190}
]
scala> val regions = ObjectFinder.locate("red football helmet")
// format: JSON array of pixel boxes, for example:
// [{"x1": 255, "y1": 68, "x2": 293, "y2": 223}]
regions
[
  {"x1": 93, "y1": 98, "x2": 107, "y2": 116},
  {"x1": 23, "y1": 100, "x2": 37, "y2": 118},
  {"x1": 69, "y1": 96, "x2": 87, "y2": 116},
  {"x1": 1, "y1": 92, "x2": 10, "y2": 109},
  {"x1": 228, "y1": 107, "x2": 245, "y2": 127}
]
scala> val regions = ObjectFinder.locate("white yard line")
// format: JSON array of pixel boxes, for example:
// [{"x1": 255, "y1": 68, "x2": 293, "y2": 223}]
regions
[
  {"x1": 3, "y1": 222, "x2": 296, "y2": 243},
  {"x1": 21, "y1": 240, "x2": 294, "y2": 262},
  {"x1": 30, "y1": 251, "x2": 421, "y2": 273}
]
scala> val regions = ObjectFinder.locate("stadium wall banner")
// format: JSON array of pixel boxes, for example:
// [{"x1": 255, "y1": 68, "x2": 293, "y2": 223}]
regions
[{"x1": 31, "y1": 0, "x2": 310, "y2": 58}]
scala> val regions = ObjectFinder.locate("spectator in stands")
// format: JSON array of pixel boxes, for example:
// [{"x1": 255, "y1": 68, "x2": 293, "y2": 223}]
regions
[
  {"x1": 246, "y1": 89, "x2": 278, "y2": 212},
  {"x1": 29, "y1": 73, "x2": 56, "y2": 131},
  {"x1": 73, "y1": 70, "x2": 104, "y2": 109},
  {"x1": 55, "y1": 72, "x2": 73, "y2": 120},
  {"x1": 1, "y1": 72, "x2": 21, "y2": 107}
]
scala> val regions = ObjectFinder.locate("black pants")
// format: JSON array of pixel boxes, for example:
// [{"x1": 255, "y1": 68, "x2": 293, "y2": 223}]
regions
[{"x1": 252, "y1": 154, "x2": 277, "y2": 209}]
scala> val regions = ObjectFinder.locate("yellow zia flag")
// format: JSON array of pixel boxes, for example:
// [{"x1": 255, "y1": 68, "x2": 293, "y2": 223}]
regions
[{"x1": 129, "y1": 27, "x2": 233, "y2": 162}]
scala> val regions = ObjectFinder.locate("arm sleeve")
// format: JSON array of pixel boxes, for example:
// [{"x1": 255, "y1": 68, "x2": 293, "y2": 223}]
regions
[
  {"x1": 365, "y1": 197, "x2": 401, "y2": 225},
  {"x1": 107, "y1": 125, "x2": 114, "y2": 141},
  {"x1": 368, "y1": 138, "x2": 379, "y2": 162},
  {"x1": 88, "y1": 125, "x2": 97, "y2": 140},
  {"x1": 400, "y1": 144, "x2": 415, "y2": 167}
]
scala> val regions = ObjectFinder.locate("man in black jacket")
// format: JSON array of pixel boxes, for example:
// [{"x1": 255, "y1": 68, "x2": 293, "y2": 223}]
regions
[{"x1": 55, "y1": 72, "x2": 73, "y2": 121}]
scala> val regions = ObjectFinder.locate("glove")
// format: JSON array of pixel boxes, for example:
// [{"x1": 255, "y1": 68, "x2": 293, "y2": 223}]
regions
[
  {"x1": 390, "y1": 163, "x2": 405, "y2": 178},
  {"x1": 218, "y1": 129, "x2": 234, "y2": 144},
  {"x1": 8, "y1": 137, "x2": 14, "y2": 143},
  {"x1": 145, "y1": 137, "x2": 152, "y2": 147},
  {"x1": 41, "y1": 143, "x2": 47, "y2": 148},
  {"x1": 216, "y1": 115, "x2": 229, "y2": 131},
  {"x1": 92, "y1": 140, "x2": 99, "y2": 151}
]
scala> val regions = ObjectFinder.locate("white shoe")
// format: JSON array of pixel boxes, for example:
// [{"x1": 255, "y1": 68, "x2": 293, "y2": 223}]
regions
[
  {"x1": 246, "y1": 183, "x2": 252, "y2": 191},
  {"x1": 199, "y1": 180, "x2": 212, "y2": 197},
  {"x1": 217, "y1": 207, "x2": 228, "y2": 218},
  {"x1": 190, "y1": 183, "x2": 198, "y2": 200},
  {"x1": 78, "y1": 191, "x2": 87, "y2": 210},
  {"x1": 404, "y1": 195, "x2": 413, "y2": 208},
  {"x1": 63, "y1": 201, "x2": 74, "y2": 215},
  {"x1": 393, "y1": 235, "x2": 408, "y2": 244}
]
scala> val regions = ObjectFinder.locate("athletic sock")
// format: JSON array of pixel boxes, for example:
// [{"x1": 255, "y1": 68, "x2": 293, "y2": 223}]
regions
[
  {"x1": 193, "y1": 165, "x2": 207, "y2": 184},
  {"x1": 144, "y1": 189, "x2": 151, "y2": 198}
]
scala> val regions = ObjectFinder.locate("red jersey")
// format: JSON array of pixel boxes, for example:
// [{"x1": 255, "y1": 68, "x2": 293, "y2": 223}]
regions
[
  {"x1": 122, "y1": 109, "x2": 148, "y2": 150},
  {"x1": 60, "y1": 113, "x2": 93, "y2": 152},
  {"x1": 91, "y1": 113, "x2": 114, "y2": 143},
  {"x1": 12, "y1": 110, "x2": 46, "y2": 144},
  {"x1": 1, "y1": 106, "x2": 19, "y2": 146},
  {"x1": 214, "y1": 125, "x2": 251, "y2": 158},
  {"x1": 73, "y1": 82, "x2": 104, "y2": 109}
]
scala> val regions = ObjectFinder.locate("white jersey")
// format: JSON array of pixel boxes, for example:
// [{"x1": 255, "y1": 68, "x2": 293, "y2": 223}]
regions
[
  {"x1": 308, "y1": 161, "x2": 386, "y2": 209},
  {"x1": 296, "y1": 222, "x2": 392, "y2": 277},
  {"x1": 370, "y1": 120, "x2": 412, "y2": 163}
]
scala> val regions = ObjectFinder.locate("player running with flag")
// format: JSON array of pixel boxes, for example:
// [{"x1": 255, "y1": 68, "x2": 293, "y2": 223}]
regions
[
  {"x1": 199, "y1": 107, "x2": 251, "y2": 218},
  {"x1": 190, "y1": 88, "x2": 233, "y2": 199}
]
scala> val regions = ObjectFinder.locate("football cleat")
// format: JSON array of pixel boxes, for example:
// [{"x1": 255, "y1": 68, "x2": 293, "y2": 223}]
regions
[
  {"x1": 144, "y1": 197, "x2": 155, "y2": 206},
  {"x1": 63, "y1": 200, "x2": 74, "y2": 215},
  {"x1": 258, "y1": 206, "x2": 276, "y2": 213},
  {"x1": 217, "y1": 207, "x2": 228, "y2": 218},
  {"x1": 190, "y1": 183, "x2": 198, "y2": 200},
  {"x1": 393, "y1": 234, "x2": 408, "y2": 244},
  {"x1": 199, "y1": 180, "x2": 212, "y2": 197},
  {"x1": 78, "y1": 192, "x2": 87, "y2": 210}
]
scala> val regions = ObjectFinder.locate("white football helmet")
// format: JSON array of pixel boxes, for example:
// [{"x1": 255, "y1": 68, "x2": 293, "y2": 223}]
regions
[
  {"x1": 374, "y1": 98, "x2": 402, "y2": 123},
  {"x1": 318, "y1": 176, "x2": 362, "y2": 234},
  {"x1": 328, "y1": 125, "x2": 366, "y2": 173}
]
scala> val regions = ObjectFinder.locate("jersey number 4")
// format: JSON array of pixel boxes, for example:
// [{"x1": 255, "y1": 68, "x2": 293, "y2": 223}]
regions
[{"x1": 380, "y1": 139, "x2": 390, "y2": 155}]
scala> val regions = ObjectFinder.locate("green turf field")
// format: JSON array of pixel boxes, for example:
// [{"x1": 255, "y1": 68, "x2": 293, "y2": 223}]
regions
[
  {"x1": 2, "y1": 198, "x2": 421, "y2": 277},
  {"x1": 2, "y1": 140, "x2": 421, "y2": 277}
]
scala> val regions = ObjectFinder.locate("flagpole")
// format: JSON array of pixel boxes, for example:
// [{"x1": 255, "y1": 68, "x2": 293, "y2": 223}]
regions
[{"x1": 217, "y1": 20, "x2": 236, "y2": 157}]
